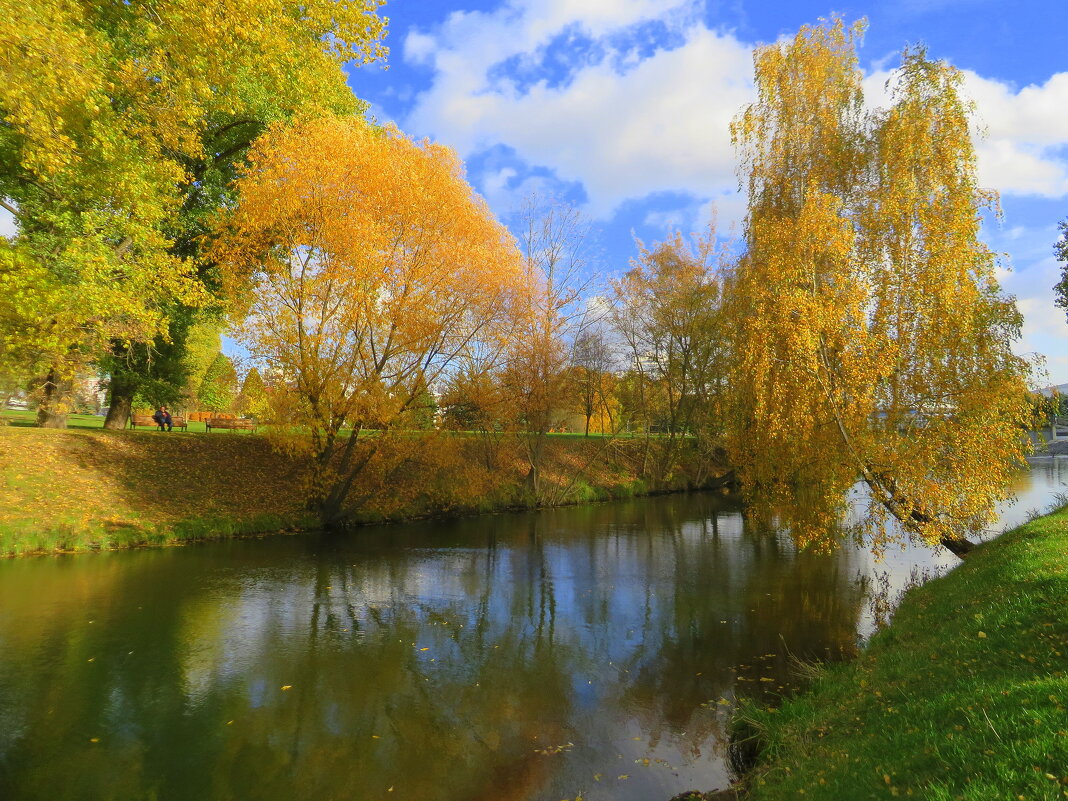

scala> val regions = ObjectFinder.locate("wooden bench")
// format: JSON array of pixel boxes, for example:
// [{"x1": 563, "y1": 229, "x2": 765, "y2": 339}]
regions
[
  {"x1": 205, "y1": 417, "x2": 256, "y2": 432},
  {"x1": 129, "y1": 413, "x2": 187, "y2": 431}
]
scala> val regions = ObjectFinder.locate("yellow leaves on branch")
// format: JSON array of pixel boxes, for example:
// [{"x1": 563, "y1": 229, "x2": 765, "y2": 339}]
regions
[
  {"x1": 727, "y1": 18, "x2": 1032, "y2": 551},
  {"x1": 0, "y1": 0, "x2": 387, "y2": 370},
  {"x1": 215, "y1": 116, "x2": 526, "y2": 433}
]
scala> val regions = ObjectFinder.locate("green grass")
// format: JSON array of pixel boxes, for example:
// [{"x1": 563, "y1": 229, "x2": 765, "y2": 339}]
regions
[
  {"x1": 0, "y1": 409, "x2": 257, "y2": 434},
  {"x1": 738, "y1": 508, "x2": 1068, "y2": 800}
]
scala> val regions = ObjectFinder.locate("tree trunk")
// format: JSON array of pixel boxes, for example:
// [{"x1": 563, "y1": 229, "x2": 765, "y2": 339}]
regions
[
  {"x1": 35, "y1": 367, "x2": 69, "y2": 428},
  {"x1": 940, "y1": 536, "x2": 976, "y2": 558},
  {"x1": 104, "y1": 374, "x2": 137, "y2": 430}
]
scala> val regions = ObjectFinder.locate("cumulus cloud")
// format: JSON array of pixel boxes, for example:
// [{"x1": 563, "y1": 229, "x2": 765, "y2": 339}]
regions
[
  {"x1": 405, "y1": 1, "x2": 1068, "y2": 226},
  {"x1": 403, "y1": 0, "x2": 751, "y2": 218}
]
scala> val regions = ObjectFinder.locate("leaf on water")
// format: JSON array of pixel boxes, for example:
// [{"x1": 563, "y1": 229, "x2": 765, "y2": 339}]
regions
[{"x1": 280, "y1": 685, "x2": 293, "y2": 691}]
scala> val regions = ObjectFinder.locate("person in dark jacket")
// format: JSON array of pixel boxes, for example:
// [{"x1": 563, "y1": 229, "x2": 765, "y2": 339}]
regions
[{"x1": 152, "y1": 407, "x2": 166, "y2": 431}]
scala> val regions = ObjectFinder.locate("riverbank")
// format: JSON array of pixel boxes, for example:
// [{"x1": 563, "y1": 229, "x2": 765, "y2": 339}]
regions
[
  {"x1": 723, "y1": 503, "x2": 1067, "y2": 800},
  {"x1": 0, "y1": 426, "x2": 722, "y2": 556}
]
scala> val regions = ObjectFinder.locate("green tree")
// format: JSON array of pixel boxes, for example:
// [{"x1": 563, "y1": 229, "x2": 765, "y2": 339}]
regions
[
  {"x1": 1052, "y1": 219, "x2": 1068, "y2": 315},
  {"x1": 0, "y1": 0, "x2": 387, "y2": 427},
  {"x1": 197, "y1": 353, "x2": 238, "y2": 413}
]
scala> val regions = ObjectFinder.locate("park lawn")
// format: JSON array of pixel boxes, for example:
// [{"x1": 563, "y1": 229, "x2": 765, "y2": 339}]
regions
[
  {"x1": 0, "y1": 409, "x2": 222, "y2": 433},
  {"x1": 739, "y1": 508, "x2": 1068, "y2": 801}
]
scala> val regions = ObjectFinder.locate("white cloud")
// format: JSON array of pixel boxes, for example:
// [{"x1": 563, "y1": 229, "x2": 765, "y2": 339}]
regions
[
  {"x1": 965, "y1": 71, "x2": 1068, "y2": 198},
  {"x1": 404, "y1": 1, "x2": 750, "y2": 218}
]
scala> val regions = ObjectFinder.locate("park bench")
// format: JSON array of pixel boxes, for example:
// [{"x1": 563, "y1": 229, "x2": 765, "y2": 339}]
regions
[
  {"x1": 205, "y1": 417, "x2": 256, "y2": 432},
  {"x1": 129, "y1": 413, "x2": 187, "y2": 431}
]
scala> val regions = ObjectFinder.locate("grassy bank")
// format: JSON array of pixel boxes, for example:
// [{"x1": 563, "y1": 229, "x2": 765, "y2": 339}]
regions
[
  {"x1": 0, "y1": 425, "x2": 717, "y2": 556},
  {"x1": 734, "y1": 506, "x2": 1068, "y2": 800}
]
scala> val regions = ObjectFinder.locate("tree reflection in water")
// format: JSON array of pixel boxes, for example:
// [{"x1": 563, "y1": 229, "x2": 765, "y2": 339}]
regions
[{"x1": 1, "y1": 482, "x2": 1009, "y2": 801}]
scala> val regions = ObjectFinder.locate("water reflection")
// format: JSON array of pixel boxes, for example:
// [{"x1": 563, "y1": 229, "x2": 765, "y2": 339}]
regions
[{"x1": 0, "y1": 461, "x2": 1061, "y2": 801}]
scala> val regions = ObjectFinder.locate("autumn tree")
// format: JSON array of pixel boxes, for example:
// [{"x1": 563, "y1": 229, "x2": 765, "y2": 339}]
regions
[
  {"x1": 0, "y1": 0, "x2": 387, "y2": 427},
  {"x1": 612, "y1": 228, "x2": 727, "y2": 480},
  {"x1": 236, "y1": 367, "x2": 270, "y2": 422},
  {"x1": 571, "y1": 327, "x2": 618, "y2": 436},
  {"x1": 502, "y1": 195, "x2": 594, "y2": 497},
  {"x1": 215, "y1": 116, "x2": 526, "y2": 528},
  {"x1": 728, "y1": 19, "x2": 1031, "y2": 555}
]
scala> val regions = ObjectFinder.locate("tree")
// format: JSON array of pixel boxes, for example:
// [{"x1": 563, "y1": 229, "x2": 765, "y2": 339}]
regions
[
  {"x1": 0, "y1": 0, "x2": 387, "y2": 427},
  {"x1": 1053, "y1": 219, "x2": 1068, "y2": 315},
  {"x1": 214, "y1": 116, "x2": 526, "y2": 528},
  {"x1": 727, "y1": 19, "x2": 1032, "y2": 555},
  {"x1": 612, "y1": 228, "x2": 727, "y2": 480},
  {"x1": 571, "y1": 328, "x2": 618, "y2": 436},
  {"x1": 502, "y1": 195, "x2": 594, "y2": 498},
  {"x1": 197, "y1": 353, "x2": 239, "y2": 413},
  {"x1": 236, "y1": 367, "x2": 270, "y2": 421}
]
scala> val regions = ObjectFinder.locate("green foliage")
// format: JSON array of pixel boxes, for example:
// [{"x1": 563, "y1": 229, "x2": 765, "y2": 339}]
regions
[
  {"x1": 197, "y1": 352, "x2": 238, "y2": 412},
  {"x1": 235, "y1": 367, "x2": 270, "y2": 421}
]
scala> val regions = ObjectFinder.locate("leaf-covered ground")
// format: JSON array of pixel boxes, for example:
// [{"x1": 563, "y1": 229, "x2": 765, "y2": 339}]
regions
[
  {"x1": 0, "y1": 424, "x2": 710, "y2": 555},
  {"x1": 0, "y1": 427, "x2": 309, "y2": 554},
  {"x1": 739, "y1": 507, "x2": 1068, "y2": 800}
]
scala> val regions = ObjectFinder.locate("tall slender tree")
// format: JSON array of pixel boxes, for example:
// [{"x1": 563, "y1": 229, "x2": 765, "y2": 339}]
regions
[{"x1": 728, "y1": 19, "x2": 1031, "y2": 554}]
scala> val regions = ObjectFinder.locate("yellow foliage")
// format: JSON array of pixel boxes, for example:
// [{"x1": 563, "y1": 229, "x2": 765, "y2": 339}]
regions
[
  {"x1": 727, "y1": 19, "x2": 1032, "y2": 551},
  {"x1": 0, "y1": 0, "x2": 387, "y2": 382},
  {"x1": 215, "y1": 115, "x2": 527, "y2": 523}
]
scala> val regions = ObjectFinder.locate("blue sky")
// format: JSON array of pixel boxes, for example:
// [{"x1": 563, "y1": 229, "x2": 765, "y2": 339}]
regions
[{"x1": 345, "y1": 0, "x2": 1068, "y2": 382}]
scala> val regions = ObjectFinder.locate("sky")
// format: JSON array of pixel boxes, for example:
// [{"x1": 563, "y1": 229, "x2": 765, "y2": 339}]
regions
[
  {"x1": 1, "y1": 0, "x2": 1064, "y2": 380},
  {"x1": 343, "y1": 0, "x2": 1068, "y2": 383}
]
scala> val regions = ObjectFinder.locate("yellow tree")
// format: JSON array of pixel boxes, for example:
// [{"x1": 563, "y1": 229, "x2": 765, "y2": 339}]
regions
[
  {"x1": 728, "y1": 20, "x2": 1031, "y2": 555},
  {"x1": 612, "y1": 227, "x2": 727, "y2": 481},
  {"x1": 215, "y1": 116, "x2": 526, "y2": 527},
  {"x1": 0, "y1": 0, "x2": 387, "y2": 425}
]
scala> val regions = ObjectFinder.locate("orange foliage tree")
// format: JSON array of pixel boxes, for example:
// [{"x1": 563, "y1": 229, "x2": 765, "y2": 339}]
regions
[
  {"x1": 215, "y1": 116, "x2": 526, "y2": 527},
  {"x1": 728, "y1": 19, "x2": 1032, "y2": 555}
]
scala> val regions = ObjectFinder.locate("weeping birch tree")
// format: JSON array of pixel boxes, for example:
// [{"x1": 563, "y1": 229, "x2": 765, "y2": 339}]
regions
[{"x1": 728, "y1": 19, "x2": 1032, "y2": 555}]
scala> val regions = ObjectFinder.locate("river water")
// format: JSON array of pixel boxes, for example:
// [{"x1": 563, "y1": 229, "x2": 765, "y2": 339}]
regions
[{"x1": 1, "y1": 459, "x2": 1065, "y2": 801}]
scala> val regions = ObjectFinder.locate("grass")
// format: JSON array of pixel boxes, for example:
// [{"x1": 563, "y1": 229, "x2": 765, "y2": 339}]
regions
[
  {"x1": 0, "y1": 409, "x2": 259, "y2": 434},
  {"x1": 736, "y1": 507, "x2": 1068, "y2": 800},
  {"x1": 0, "y1": 423, "x2": 721, "y2": 556},
  {"x1": 0, "y1": 426, "x2": 308, "y2": 555}
]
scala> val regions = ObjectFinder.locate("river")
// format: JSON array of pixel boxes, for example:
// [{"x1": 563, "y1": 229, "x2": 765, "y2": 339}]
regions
[{"x1": 0, "y1": 459, "x2": 1064, "y2": 800}]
